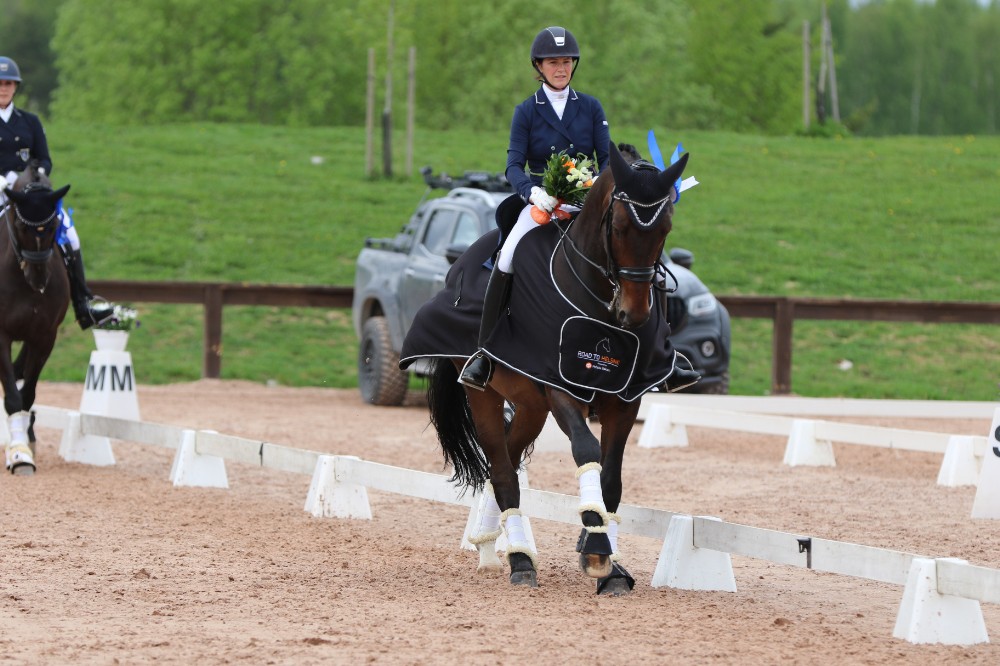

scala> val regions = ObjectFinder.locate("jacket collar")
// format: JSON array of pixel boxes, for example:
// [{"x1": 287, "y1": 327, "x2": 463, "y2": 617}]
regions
[{"x1": 532, "y1": 86, "x2": 580, "y2": 142}]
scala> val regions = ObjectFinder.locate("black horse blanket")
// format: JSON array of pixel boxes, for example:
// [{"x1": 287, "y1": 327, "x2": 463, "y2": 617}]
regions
[{"x1": 399, "y1": 221, "x2": 677, "y2": 403}]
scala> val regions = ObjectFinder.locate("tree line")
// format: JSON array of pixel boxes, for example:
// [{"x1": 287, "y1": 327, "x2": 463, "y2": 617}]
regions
[{"x1": 2, "y1": 0, "x2": 997, "y2": 136}]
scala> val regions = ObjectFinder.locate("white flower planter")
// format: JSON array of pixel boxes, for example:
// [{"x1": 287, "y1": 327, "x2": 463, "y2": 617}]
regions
[{"x1": 93, "y1": 329, "x2": 130, "y2": 352}]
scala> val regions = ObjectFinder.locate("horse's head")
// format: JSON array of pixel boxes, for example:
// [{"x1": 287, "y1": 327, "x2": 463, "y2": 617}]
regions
[
  {"x1": 3, "y1": 163, "x2": 70, "y2": 293},
  {"x1": 600, "y1": 141, "x2": 688, "y2": 329}
]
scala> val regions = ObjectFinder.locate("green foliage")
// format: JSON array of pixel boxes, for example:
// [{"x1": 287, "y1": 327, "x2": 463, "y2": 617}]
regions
[
  {"x1": 33, "y1": 122, "x2": 1000, "y2": 401},
  {"x1": 0, "y1": 0, "x2": 64, "y2": 115},
  {"x1": 5, "y1": 0, "x2": 995, "y2": 136}
]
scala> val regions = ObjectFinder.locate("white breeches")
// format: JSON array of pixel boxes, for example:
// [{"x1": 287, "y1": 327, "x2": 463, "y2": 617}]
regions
[{"x1": 496, "y1": 203, "x2": 579, "y2": 273}]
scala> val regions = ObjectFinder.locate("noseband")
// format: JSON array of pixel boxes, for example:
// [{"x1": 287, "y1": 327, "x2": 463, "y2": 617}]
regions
[{"x1": 4, "y1": 184, "x2": 60, "y2": 267}]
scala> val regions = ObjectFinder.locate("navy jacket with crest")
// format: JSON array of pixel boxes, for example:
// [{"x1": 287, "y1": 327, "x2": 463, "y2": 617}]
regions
[
  {"x1": 0, "y1": 107, "x2": 52, "y2": 175},
  {"x1": 505, "y1": 86, "x2": 610, "y2": 202}
]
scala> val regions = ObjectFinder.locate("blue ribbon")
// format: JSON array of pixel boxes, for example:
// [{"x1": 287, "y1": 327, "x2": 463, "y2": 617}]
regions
[{"x1": 646, "y1": 130, "x2": 683, "y2": 203}]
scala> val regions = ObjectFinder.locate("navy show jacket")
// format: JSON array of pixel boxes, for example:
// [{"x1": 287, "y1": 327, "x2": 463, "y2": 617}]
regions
[
  {"x1": 0, "y1": 107, "x2": 52, "y2": 176},
  {"x1": 505, "y1": 86, "x2": 610, "y2": 202}
]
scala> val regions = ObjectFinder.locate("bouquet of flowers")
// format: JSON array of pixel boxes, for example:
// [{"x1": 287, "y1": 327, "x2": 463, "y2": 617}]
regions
[
  {"x1": 97, "y1": 303, "x2": 140, "y2": 331},
  {"x1": 530, "y1": 151, "x2": 596, "y2": 224}
]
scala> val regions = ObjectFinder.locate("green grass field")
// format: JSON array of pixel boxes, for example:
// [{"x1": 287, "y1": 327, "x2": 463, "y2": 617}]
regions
[{"x1": 28, "y1": 123, "x2": 1000, "y2": 400}]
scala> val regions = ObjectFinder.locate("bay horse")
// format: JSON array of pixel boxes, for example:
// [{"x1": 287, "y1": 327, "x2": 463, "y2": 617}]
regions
[
  {"x1": 0, "y1": 163, "x2": 71, "y2": 475},
  {"x1": 425, "y1": 142, "x2": 689, "y2": 594}
]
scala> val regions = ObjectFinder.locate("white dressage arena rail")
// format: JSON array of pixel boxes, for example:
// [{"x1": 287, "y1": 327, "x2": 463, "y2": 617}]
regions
[{"x1": 25, "y1": 403, "x2": 1000, "y2": 646}]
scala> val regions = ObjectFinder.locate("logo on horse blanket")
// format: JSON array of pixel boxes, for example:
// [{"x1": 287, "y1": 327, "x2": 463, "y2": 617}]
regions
[
  {"x1": 400, "y1": 222, "x2": 678, "y2": 403},
  {"x1": 559, "y1": 317, "x2": 639, "y2": 394}
]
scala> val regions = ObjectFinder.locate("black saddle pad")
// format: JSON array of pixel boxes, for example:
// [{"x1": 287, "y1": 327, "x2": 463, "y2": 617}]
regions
[
  {"x1": 401, "y1": 221, "x2": 678, "y2": 402},
  {"x1": 559, "y1": 316, "x2": 640, "y2": 394}
]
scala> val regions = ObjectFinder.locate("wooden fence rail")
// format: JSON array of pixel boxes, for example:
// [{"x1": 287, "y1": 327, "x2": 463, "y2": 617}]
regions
[{"x1": 91, "y1": 281, "x2": 1000, "y2": 394}]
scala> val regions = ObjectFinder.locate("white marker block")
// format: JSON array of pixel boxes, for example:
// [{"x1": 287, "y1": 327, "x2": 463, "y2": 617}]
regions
[
  {"x1": 304, "y1": 455, "x2": 371, "y2": 519},
  {"x1": 638, "y1": 404, "x2": 689, "y2": 448},
  {"x1": 893, "y1": 557, "x2": 988, "y2": 645},
  {"x1": 971, "y1": 408, "x2": 1000, "y2": 519},
  {"x1": 651, "y1": 514, "x2": 736, "y2": 592},
  {"x1": 937, "y1": 436, "x2": 979, "y2": 487},
  {"x1": 169, "y1": 429, "x2": 228, "y2": 488},
  {"x1": 59, "y1": 411, "x2": 115, "y2": 466},
  {"x1": 783, "y1": 419, "x2": 836, "y2": 467},
  {"x1": 79, "y1": 349, "x2": 140, "y2": 421}
]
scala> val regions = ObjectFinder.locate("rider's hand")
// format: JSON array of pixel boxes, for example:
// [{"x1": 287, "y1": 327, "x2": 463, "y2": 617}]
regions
[
  {"x1": 529, "y1": 186, "x2": 558, "y2": 212},
  {"x1": 4, "y1": 171, "x2": 16, "y2": 188}
]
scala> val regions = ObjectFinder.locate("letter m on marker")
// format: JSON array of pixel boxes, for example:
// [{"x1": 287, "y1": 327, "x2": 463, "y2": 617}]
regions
[
  {"x1": 111, "y1": 365, "x2": 133, "y2": 391},
  {"x1": 85, "y1": 364, "x2": 106, "y2": 390}
]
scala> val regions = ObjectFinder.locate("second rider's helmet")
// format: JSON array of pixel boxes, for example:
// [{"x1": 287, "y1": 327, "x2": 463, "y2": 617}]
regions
[{"x1": 0, "y1": 56, "x2": 22, "y2": 83}]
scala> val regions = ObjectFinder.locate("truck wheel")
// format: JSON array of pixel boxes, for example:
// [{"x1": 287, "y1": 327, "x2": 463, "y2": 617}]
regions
[
  {"x1": 358, "y1": 316, "x2": 409, "y2": 406},
  {"x1": 701, "y1": 371, "x2": 730, "y2": 395}
]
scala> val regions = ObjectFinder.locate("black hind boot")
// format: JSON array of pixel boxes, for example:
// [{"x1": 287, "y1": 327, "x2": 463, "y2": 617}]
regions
[
  {"x1": 63, "y1": 248, "x2": 114, "y2": 330},
  {"x1": 458, "y1": 266, "x2": 514, "y2": 391}
]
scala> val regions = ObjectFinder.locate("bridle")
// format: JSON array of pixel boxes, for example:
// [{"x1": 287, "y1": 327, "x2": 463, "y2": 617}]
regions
[
  {"x1": 3, "y1": 182, "x2": 60, "y2": 269},
  {"x1": 557, "y1": 161, "x2": 678, "y2": 311}
]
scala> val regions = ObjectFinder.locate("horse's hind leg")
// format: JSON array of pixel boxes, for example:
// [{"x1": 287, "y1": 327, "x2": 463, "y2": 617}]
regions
[{"x1": 466, "y1": 387, "x2": 542, "y2": 587}]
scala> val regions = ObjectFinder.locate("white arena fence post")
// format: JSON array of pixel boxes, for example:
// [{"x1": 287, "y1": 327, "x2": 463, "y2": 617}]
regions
[
  {"x1": 783, "y1": 419, "x2": 836, "y2": 467},
  {"x1": 893, "y1": 557, "x2": 988, "y2": 645},
  {"x1": 937, "y1": 435, "x2": 980, "y2": 487},
  {"x1": 651, "y1": 514, "x2": 736, "y2": 592},
  {"x1": 169, "y1": 429, "x2": 228, "y2": 489},
  {"x1": 971, "y1": 407, "x2": 1000, "y2": 519},
  {"x1": 638, "y1": 404, "x2": 689, "y2": 449},
  {"x1": 59, "y1": 411, "x2": 116, "y2": 466},
  {"x1": 304, "y1": 455, "x2": 372, "y2": 519}
]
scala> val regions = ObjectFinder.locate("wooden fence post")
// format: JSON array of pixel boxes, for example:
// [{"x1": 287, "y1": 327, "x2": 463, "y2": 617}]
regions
[
  {"x1": 772, "y1": 298, "x2": 794, "y2": 395},
  {"x1": 204, "y1": 285, "x2": 223, "y2": 379}
]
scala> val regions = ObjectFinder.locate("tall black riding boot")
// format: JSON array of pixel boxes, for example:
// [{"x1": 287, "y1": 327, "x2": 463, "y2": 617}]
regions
[
  {"x1": 63, "y1": 248, "x2": 114, "y2": 330},
  {"x1": 458, "y1": 266, "x2": 514, "y2": 391}
]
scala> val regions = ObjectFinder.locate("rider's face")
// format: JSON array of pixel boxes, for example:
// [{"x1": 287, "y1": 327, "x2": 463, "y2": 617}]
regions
[
  {"x1": 0, "y1": 80, "x2": 15, "y2": 109},
  {"x1": 538, "y1": 57, "x2": 574, "y2": 90}
]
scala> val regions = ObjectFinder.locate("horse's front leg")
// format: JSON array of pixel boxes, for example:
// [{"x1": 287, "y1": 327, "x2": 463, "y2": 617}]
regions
[
  {"x1": 591, "y1": 396, "x2": 642, "y2": 595},
  {"x1": 547, "y1": 389, "x2": 613, "y2": 579},
  {"x1": 0, "y1": 341, "x2": 34, "y2": 475}
]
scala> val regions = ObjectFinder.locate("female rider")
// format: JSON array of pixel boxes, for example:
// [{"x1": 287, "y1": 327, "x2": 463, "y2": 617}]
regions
[
  {"x1": 0, "y1": 56, "x2": 115, "y2": 329},
  {"x1": 459, "y1": 26, "x2": 610, "y2": 389}
]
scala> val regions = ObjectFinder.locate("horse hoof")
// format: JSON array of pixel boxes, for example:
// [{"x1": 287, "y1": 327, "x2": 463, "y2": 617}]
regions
[
  {"x1": 476, "y1": 562, "x2": 504, "y2": 574},
  {"x1": 597, "y1": 578, "x2": 632, "y2": 596},
  {"x1": 596, "y1": 562, "x2": 636, "y2": 596},
  {"x1": 579, "y1": 552, "x2": 613, "y2": 579},
  {"x1": 509, "y1": 570, "x2": 538, "y2": 587},
  {"x1": 11, "y1": 463, "x2": 35, "y2": 477}
]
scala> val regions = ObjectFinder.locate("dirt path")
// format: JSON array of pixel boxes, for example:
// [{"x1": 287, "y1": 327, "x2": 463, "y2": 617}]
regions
[{"x1": 1, "y1": 380, "x2": 998, "y2": 665}]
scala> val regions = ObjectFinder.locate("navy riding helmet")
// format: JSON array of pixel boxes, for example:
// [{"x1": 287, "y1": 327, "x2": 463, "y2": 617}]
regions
[
  {"x1": 0, "y1": 56, "x2": 22, "y2": 83},
  {"x1": 530, "y1": 27, "x2": 580, "y2": 83}
]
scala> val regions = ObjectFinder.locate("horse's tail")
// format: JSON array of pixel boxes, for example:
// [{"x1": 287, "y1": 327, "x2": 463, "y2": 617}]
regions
[{"x1": 427, "y1": 358, "x2": 489, "y2": 493}]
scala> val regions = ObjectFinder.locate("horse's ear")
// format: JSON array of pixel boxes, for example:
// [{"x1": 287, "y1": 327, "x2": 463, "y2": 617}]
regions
[
  {"x1": 609, "y1": 140, "x2": 629, "y2": 184},
  {"x1": 52, "y1": 184, "x2": 71, "y2": 200},
  {"x1": 660, "y1": 152, "x2": 689, "y2": 190}
]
